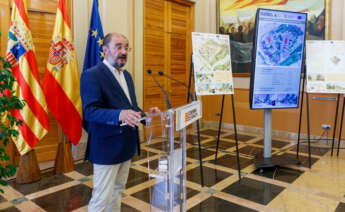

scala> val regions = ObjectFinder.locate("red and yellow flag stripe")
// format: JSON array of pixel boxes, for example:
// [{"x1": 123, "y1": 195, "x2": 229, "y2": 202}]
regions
[
  {"x1": 6, "y1": 0, "x2": 50, "y2": 155},
  {"x1": 225, "y1": 0, "x2": 288, "y2": 10},
  {"x1": 42, "y1": 0, "x2": 82, "y2": 145}
]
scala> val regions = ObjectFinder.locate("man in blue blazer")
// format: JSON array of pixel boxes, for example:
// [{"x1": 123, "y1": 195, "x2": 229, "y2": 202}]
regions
[{"x1": 81, "y1": 32, "x2": 159, "y2": 211}]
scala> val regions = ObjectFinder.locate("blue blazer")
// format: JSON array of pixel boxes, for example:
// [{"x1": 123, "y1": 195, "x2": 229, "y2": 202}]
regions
[{"x1": 80, "y1": 62, "x2": 141, "y2": 165}]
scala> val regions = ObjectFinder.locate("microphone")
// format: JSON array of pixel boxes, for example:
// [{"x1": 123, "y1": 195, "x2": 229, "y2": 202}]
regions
[
  {"x1": 147, "y1": 69, "x2": 172, "y2": 109},
  {"x1": 158, "y1": 71, "x2": 195, "y2": 101}
]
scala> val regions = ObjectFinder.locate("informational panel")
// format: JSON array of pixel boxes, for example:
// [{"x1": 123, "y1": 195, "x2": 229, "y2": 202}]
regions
[
  {"x1": 250, "y1": 9, "x2": 307, "y2": 109},
  {"x1": 306, "y1": 40, "x2": 345, "y2": 93},
  {"x1": 192, "y1": 32, "x2": 233, "y2": 95}
]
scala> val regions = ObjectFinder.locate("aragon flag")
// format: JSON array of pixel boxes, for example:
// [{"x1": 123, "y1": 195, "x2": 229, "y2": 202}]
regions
[
  {"x1": 6, "y1": 0, "x2": 50, "y2": 155},
  {"x1": 42, "y1": 0, "x2": 82, "y2": 145}
]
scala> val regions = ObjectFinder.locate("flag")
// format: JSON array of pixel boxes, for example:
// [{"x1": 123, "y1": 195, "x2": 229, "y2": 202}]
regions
[
  {"x1": 83, "y1": 0, "x2": 104, "y2": 70},
  {"x1": 6, "y1": 0, "x2": 50, "y2": 155},
  {"x1": 225, "y1": 0, "x2": 288, "y2": 10},
  {"x1": 42, "y1": 0, "x2": 82, "y2": 145}
]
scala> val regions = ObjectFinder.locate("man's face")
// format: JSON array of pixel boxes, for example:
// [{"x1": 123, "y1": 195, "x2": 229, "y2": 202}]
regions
[{"x1": 103, "y1": 35, "x2": 129, "y2": 69}]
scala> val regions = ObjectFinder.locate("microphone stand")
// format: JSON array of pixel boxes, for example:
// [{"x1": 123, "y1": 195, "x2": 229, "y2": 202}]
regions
[
  {"x1": 158, "y1": 71, "x2": 195, "y2": 101},
  {"x1": 147, "y1": 69, "x2": 172, "y2": 109}
]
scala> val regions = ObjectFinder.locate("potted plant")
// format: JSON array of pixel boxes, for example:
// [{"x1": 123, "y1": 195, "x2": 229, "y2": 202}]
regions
[{"x1": 0, "y1": 51, "x2": 25, "y2": 193}]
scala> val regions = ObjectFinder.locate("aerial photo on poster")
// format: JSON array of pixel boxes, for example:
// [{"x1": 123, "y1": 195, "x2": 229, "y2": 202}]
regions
[
  {"x1": 306, "y1": 40, "x2": 345, "y2": 93},
  {"x1": 192, "y1": 32, "x2": 233, "y2": 95}
]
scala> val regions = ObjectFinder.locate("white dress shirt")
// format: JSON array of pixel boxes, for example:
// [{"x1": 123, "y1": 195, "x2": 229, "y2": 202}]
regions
[{"x1": 103, "y1": 60, "x2": 132, "y2": 104}]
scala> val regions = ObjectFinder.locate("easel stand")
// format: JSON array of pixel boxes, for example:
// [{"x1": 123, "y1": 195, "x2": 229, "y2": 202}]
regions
[
  {"x1": 188, "y1": 56, "x2": 241, "y2": 181},
  {"x1": 296, "y1": 71, "x2": 312, "y2": 168},
  {"x1": 331, "y1": 94, "x2": 340, "y2": 156},
  {"x1": 187, "y1": 57, "x2": 204, "y2": 186},
  {"x1": 214, "y1": 94, "x2": 241, "y2": 180},
  {"x1": 335, "y1": 95, "x2": 345, "y2": 156},
  {"x1": 297, "y1": 75, "x2": 343, "y2": 163}
]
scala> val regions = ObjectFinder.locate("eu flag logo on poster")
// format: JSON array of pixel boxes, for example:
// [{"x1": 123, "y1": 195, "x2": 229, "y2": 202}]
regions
[{"x1": 83, "y1": 0, "x2": 104, "y2": 71}]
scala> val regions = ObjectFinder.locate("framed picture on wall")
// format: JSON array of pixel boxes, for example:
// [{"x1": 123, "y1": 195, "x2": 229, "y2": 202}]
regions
[{"x1": 217, "y1": 0, "x2": 331, "y2": 77}]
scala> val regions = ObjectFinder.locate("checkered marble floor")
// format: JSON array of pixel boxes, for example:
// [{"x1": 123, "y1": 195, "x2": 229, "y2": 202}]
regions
[{"x1": 1, "y1": 128, "x2": 345, "y2": 212}]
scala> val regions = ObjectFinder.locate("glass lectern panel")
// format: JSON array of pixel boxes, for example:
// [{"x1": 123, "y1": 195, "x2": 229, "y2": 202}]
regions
[{"x1": 145, "y1": 109, "x2": 187, "y2": 212}]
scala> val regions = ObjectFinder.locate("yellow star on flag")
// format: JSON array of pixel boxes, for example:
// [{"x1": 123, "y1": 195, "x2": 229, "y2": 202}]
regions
[
  {"x1": 97, "y1": 38, "x2": 103, "y2": 46},
  {"x1": 91, "y1": 29, "x2": 98, "y2": 38},
  {"x1": 100, "y1": 51, "x2": 104, "y2": 58}
]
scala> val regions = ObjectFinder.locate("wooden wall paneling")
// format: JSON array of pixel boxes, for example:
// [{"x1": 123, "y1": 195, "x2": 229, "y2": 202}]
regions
[
  {"x1": 143, "y1": 0, "x2": 194, "y2": 111},
  {"x1": 0, "y1": 0, "x2": 10, "y2": 56},
  {"x1": 26, "y1": 3, "x2": 61, "y2": 163},
  {"x1": 8, "y1": 0, "x2": 58, "y2": 13},
  {"x1": 169, "y1": 1, "x2": 191, "y2": 108},
  {"x1": 143, "y1": 0, "x2": 167, "y2": 111}
]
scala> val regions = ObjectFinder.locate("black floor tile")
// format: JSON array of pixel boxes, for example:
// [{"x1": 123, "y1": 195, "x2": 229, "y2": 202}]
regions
[
  {"x1": 255, "y1": 139, "x2": 289, "y2": 148},
  {"x1": 222, "y1": 177, "x2": 285, "y2": 205},
  {"x1": 281, "y1": 153, "x2": 319, "y2": 168},
  {"x1": 1, "y1": 207, "x2": 20, "y2": 212},
  {"x1": 8, "y1": 171, "x2": 74, "y2": 195},
  {"x1": 290, "y1": 144, "x2": 329, "y2": 156},
  {"x1": 208, "y1": 155, "x2": 253, "y2": 170},
  {"x1": 121, "y1": 203, "x2": 140, "y2": 212},
  {"x1": 223, "y1": 134, "x2": 255, "y2": 142},
  {"x1": 335, "y1": 202, "x2": 345, "y2": 212},
  {"x1": 32, "y1": 184, "x2": 92, "y2": 211},
  {"x1": 132, "y1": 181, "x2": 199, "y2": 211},
  {"x1": 187, "y1": 166, "x2": 232, "y2": 187},
  {"x1": 187, "y1": 134, "x2": 210, "y2": 144},
  {"x1": 126, "y1": 168, "x2": 149, "y2": 188},
  {"x1": 203, "y1": 139, "x2": 236, "y2": 150},
  {"x1": 200, "y1": 129, "x2": 226, "y2": 137},
  {"x1": 238, "y1": 146, "x2": 264, "y2": 157},
  {"x1": 75, "y1": 161, "x2": 93, "y2": 176},
  {"x1": 187, "y1": 196, "x2": 257, "y2": 212},
  {"x1": 187, "y1": 148, "x2": 215, "y2": 160},
  {"x1": 252, "y1": 166, "x2": 304, "y2": 183}
]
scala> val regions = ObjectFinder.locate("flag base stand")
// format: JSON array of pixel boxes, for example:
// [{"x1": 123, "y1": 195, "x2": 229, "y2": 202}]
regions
[
  {"x1": 16, "y1": 150, "x2": 41, "y2": 184},
  {"x1": 54, "y1": 141, "x2": 74, "y2": 174}
]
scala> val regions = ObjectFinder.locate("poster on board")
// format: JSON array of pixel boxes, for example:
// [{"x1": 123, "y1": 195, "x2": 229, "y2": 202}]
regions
[
  {"x1": 249, "y1": 9, "x2": 307, "y2": 109},
  {"x1": 192, "y1": 32, "x2": 234, "y2": 95},
  {"x1": 306, "y1": 40, "x2": 345, "y2": 93}
]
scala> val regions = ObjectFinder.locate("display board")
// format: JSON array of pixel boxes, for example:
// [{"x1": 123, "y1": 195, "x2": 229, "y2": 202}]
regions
[
  {"x1": 250, "y1": 9, "x2": 307, "y2": 109},
  {"x1": 192, "y1": 32, "x2": 233, "y2": 95},
  {"x1": 306, "y1": 40, "x2": 345, "y2": 93}
]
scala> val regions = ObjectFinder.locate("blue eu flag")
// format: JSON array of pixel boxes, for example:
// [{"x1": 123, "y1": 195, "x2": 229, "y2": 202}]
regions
[{"x1": 83, "y1": 0, "x2": 104, "y2": 71}]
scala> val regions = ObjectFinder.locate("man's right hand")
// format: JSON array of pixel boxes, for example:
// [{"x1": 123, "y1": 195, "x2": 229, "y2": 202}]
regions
[{"x1": 119, "y1": 110, "x2": 141, "y2": 127}]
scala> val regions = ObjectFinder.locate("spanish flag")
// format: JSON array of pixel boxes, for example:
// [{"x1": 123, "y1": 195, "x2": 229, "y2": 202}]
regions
[
  {"x1": 42, "y1": 0, "x2": 82, "y2": 145},
  {"x1": 6, "y1": 0, "x2": 50, "y2": 155}
]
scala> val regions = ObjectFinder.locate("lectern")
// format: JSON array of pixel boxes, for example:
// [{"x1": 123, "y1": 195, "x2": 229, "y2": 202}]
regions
[{"x1": 145, "y1": 101, "x2": 202, "y2": 212}]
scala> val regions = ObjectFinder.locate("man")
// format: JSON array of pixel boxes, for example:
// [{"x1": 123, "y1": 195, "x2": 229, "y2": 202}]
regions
[{"x1": 80, "y1": 32, "x2": 159, "y2": 211}]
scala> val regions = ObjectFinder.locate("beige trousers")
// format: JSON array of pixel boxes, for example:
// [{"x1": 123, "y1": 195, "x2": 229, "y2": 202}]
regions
[{"x1": 88, "y1": 160, "x2": 131, "y2": 212}]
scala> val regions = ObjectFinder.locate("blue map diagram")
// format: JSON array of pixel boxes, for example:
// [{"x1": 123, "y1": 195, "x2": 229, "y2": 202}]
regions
[{"x1": 258, "y1": 24, "x2": 304, "y2": 66}]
